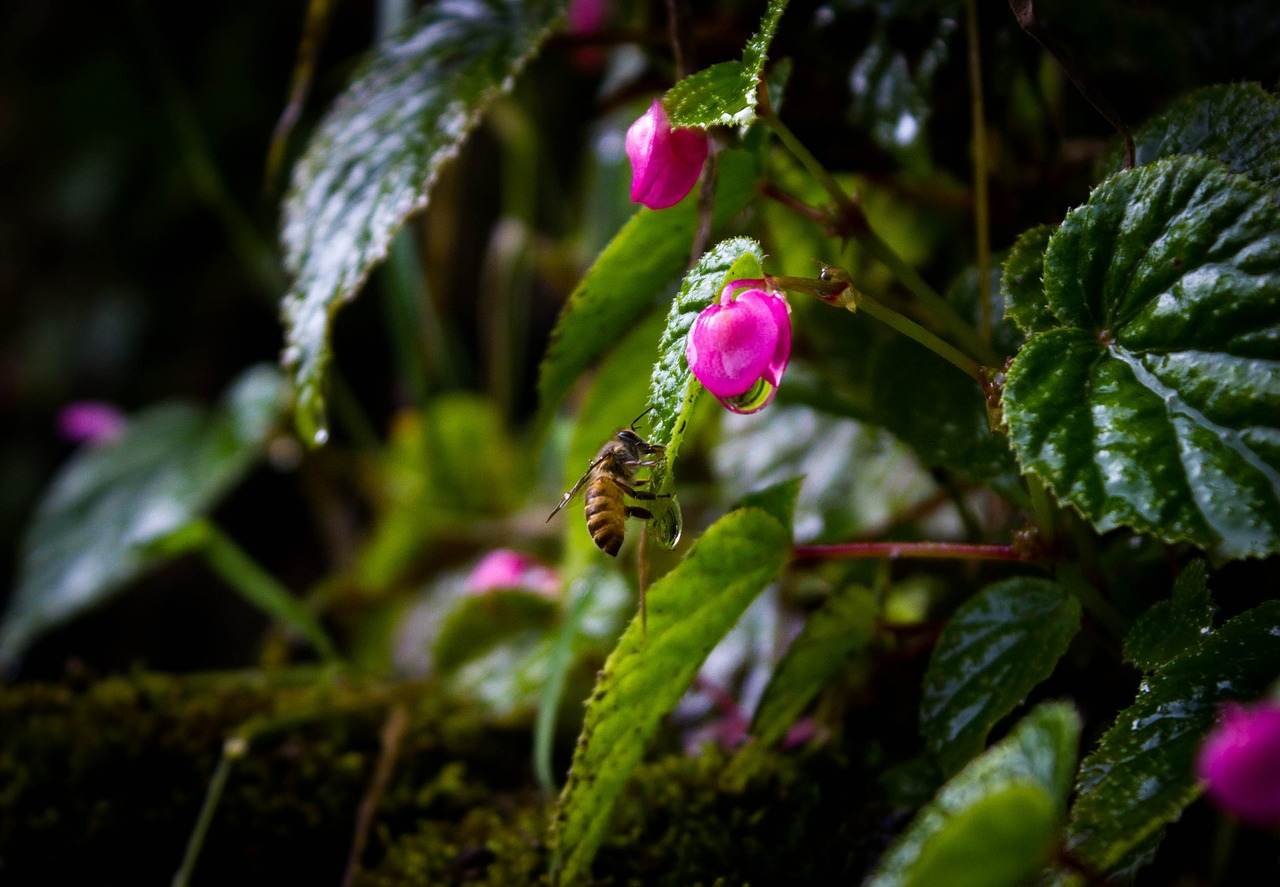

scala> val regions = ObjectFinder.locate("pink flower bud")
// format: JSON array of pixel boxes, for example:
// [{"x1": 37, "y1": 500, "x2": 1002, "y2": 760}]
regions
[
  {"x1": 685, "y1": 280, "x2": 791, "y2": 413},
  {"x1": 466, "y1": 549, "x2": 560, "y2": 598},
  {"x1": 57, "y1": 400, "x2": 126, "y2": 445},
  {"x1": 1196, "y1": 701, "x2": 1280, "y2": 827},
  {"x1": 626, "y1": 99, "x2": 708, "y2": 210}
]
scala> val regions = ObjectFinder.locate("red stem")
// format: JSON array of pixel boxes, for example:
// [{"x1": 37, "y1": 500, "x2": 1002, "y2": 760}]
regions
[{"x1": 793, "y1": 541, "x2": 1033, "y2": 563}]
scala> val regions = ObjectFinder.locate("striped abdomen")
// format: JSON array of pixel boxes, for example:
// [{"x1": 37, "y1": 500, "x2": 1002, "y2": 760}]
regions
[{"x1": 585, "y1": 476, "x2": 627, "y2": 556}]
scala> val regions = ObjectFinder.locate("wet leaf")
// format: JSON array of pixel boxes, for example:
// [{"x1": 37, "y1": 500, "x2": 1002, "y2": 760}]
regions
[
  {"x1": 1123, "y1": 560, "x2": 1215, "y2": 672},
  {"x1": 665, "y1": 0, "x2": 789, "y2": 128},
  {"x1": 921, "y1": 578, "x2": 1081, "y2": 775},
  {"x1": 1112, "y1": 82, "x2": 1280, "y2": 192},
  {"x1": 866, "y1": 702, "x2": 1080, "y2": 887},
  {"x1": 549, "y1": 498, "x2": 795, "y2": 884},
  {"x1": 281, "y1": 0, "x2": 567, "y2": 443},
  {"x1": 536, "y1": 148, "x2": 763, "y2": 431},
  {"x1": 0, "y1": 366, "x2": 288, "y2": 664},
  {"x1": 1003, "y1": 156, "x2": 1280, "y2": 559},
  {"x1": 1062, "y1": 600, "x2": 1280, "y2": 876},
  {"x1": 1001, "y1": 224, "x2": 1056, "y2": 337}
]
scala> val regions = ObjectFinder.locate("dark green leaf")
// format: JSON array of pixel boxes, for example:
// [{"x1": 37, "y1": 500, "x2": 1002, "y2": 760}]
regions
[
  {"x1": 1115, "y1": 82, "x2": 1280, "y2": 192},
  {"x1": 866, "y1": 702, "x2": 1080, "y2": 887},
  {"x1": 1001, "y1": 224, "x2": 1056, "y2": 336},
  {"x1": 665, "y1": 0, "x2": 789, "y2": 128},
  {"x1": 549, "y1": 504, "x2": 793, "y2": 884},
  {"x1": 749, "y1": 584, "x2": 876, "y2": 745},
  {"x1": 1062, "y1": 600, "x2": 1280, "y2": 876},
  {"x1": 1004, "y1": 156, "x2": 1280, "y2": 559},
  {"x1": 280, "y1": 0, "x2": 566, "y2": 443},
  {"x1": 0, "y1": 366, "x2": 287, "y2": 663},
  {"x1": 869, "y1": 337, "x2": 1021, "y2": 491},
  {"x1": 536, "y1": 148, "x2": 763, "y2": 431},
  {"x1": 921, "y1": 578, "x2": 1081, "y2": 775},
  {"x1": 1123, "y1": 560, "x2": 1215, "y2": 672}
]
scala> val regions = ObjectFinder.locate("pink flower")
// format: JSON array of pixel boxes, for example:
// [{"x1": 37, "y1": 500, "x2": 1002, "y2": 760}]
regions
[
  {"x1": 466, "y1": 549, "x2": 560, "y2": 598},
  {"x1": 626, "y1": 99, "x2": 708, "y2": 210},
  {"x1": 57, "y1": 400, "x2": 126, "y2": 445},
  {"x1": 685, "y1": 280, "x2": 791, "y2": 413},
  {"x1": 1196, "y1": 701, "x2": 1280, "y2": 827}
]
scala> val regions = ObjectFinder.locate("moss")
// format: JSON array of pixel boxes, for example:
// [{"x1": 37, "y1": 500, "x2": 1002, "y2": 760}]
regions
[{"x1": 1, "y1": 670, "x2": 881, "y2": 886}]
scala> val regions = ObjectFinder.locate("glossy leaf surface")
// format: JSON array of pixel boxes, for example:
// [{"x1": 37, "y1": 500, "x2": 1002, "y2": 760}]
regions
[
  {"x1": 921, "y1": 578, "x2": 1080, "y2": 775},
  {"x1": 0, "y1": 366, "x2": 287, "y2": 663},
  {"x1": 1003, "y1": 156, "x2": 1280, "y2": 558},
  {"x1": 866, "y1": 702, "x2": 1080, "y2": 887},
  {"x1": 1063, "y1": 600, "x2": 1280, "y2": 876},
  {"x1": 1122, "y1": 560, "x2": 1215, "y2": 672},
  {"x1": 281, "y1": 0, "x2": 566, "y2": 442}
]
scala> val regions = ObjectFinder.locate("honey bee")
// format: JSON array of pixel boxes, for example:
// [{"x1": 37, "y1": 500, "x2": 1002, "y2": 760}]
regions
[{"x1": 547, "y1": 417, "x2": 667, "y2": 557}]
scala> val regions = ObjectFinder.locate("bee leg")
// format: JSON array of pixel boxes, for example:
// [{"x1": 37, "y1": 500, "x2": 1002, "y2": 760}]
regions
[
  {"x1": 627, "y1": 506, "x2": 655, "y2": 520},
  {"x1": 617, "y1": 483, "x2": 669, "y2": 502}
]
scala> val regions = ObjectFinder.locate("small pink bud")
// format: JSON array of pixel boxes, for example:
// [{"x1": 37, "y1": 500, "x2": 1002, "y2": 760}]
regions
[
  {"x1": 466, "y1": 549, "x2": 560, "y2": 598},
  {"x1": 626, "y1": 99, "x2": 708, "y2": 210},
  {"x1": 57, "y1": 400, "x2": 126, "y2": 445},
  {"x1": 685, "y1": 282, "x2": 791, "y2": 413},
  {"x1": 1196, "y1": 701, "x2": 1280, "y2": 827},
  {"x1": 566, "y1": 0, "x2": 609, "y2": 69}
]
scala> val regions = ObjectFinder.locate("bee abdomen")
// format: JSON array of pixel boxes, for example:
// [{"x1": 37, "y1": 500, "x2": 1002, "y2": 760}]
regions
[{"x1": 585, "y1": 480, "x2": 625, "y2": 557}]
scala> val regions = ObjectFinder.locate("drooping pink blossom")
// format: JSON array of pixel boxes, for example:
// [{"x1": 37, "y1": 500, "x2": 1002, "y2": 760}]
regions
[
  {"x1": 1196, "y1": 700, "x2": 1280, "y2": 827},
  {"x1": 57, "y1": 400, "x2": 126, "y2": 445},
  {"x1": 466, "y1": 549, "x2": 560, "y2": 599},
  {"x1": 626, "y1": 99, "x2": 708, "y2": 210},
  {"x1": 685, "y1": 280, "x2": 791, "y2": 413}
]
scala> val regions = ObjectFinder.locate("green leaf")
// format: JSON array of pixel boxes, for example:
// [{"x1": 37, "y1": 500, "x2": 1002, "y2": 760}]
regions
[
  {"x1": 866, "y1": 702, "x2": 1080, "y2": 887},
  {"x1": 549, "y1": 504, "x2": 793, "y2": 884},
  {"x1": 749, "y1": 584, "x2": 877, "y2": 744},
  {"x1": 665, "y1": 0, "x2": 789, "y2": 128},
  {"x1": 1003, "y1": 156, "x2": 1280, "y2": 559},
  {"x1": 643, "y1": 237, "x2": 766, "y2": 545},
  {"x1": 0, "y1": 365, "x2": 287, "y2": 663},
  {"x1": 869, "y1": 337, "x2": 1020, "y2": 491},
  {"x1": 280, "y1": 0, "x2": 566, "y2": 443},
  {"x1": 1062, "y1": 600, "x2": 1280, "y2": 876},
  {"x1": 1116, "y1": 82, "x2": 1280, "y2": 192},
  {"x1": 1001, "y1": 224, "x2": 1057, "y2": 336},
  {"x1": 713, "y1": 404, "x2": 939, "y2": 542},
  {"x1": 536, "y1": 148, "x2": 763, "y2": 431},
  {"x1": 1123, "y1": 560, "x2": 1216, "y2": 672},
  {"x1": 921, "y1": 578, "x2": 1081, "y2": 776}
]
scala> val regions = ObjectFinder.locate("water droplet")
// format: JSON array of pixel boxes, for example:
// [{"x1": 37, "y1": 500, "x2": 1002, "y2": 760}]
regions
[
  {"x1": 717, "y1": 378, "x2": 777, "y2": 414},
  {"x1": 313, "y1": 427, "x2": 330, "y2": 446}
]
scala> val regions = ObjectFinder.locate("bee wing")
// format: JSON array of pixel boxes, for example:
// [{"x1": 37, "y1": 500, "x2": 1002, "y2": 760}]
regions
[{"x1": 546, "y1": 459, "x2": 602, "y2": 522}]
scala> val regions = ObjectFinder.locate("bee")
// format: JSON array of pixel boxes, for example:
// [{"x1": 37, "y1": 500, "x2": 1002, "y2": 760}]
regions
[{"x1": 547, "y1": 416, "x2": 667, "y2": 557}]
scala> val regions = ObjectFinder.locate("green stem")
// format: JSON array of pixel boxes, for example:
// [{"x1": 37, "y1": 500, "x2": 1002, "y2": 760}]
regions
[
  {"x1": 534, "y1": 577, "x2": 596, "y2": 792},
  {"x1": 172, "y1": 735, "x2": 248, "y2": 887},
  {"x1": 1026, "y1": 472, "x2": 1057, "y2": 546},
  {"x1": 759, "y1": 108, "x2": 999, "y2": 366},
  {"x1": 858, "y1": 294, "x2": 987, "y2": 382},
  {"x1": 965, "y1": 0, "x2": 993, "y2": 344},
  {"x1": 176, "y1": 520, "x2": 340, "y2": 662}
]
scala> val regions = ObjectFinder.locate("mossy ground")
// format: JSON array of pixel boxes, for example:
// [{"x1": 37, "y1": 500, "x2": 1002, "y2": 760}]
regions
[{"x1": 0, "y1": 669, "x2": 881, "y2": 886}]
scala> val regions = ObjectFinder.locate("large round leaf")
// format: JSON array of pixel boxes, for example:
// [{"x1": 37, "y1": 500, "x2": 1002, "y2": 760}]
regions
[{"x1": 1004, "y1": 156, "x2": 1280, "y2": 559}]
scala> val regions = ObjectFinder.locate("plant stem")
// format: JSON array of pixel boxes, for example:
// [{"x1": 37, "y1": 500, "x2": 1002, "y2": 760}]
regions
[
  {"x1": 172, "y1": 735, "x2": 248, "y2": 887},
  {"x1": 965, "y1": 0, "x2": 993, "y2": 344},
  {"x1": 179, "y1": 520, "x2": 340, "y2": 662},
  {"x1": 758, "y1": 107, "x2": 999, "y2": 366},
  {"x1": 858, "y1": 294, "x2": 987, "y2": 382},
  {"x1": 793, "y1": 541, "x2": 1034, "y2": 563},
  {"x1": 1026, "y1": 472, "x2": 1058, "y2": 546}
]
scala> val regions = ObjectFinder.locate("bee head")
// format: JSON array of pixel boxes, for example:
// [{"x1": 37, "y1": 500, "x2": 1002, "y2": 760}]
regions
[{"x1": 617, "y1": 428, "x2": 664, "y2": 458}]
